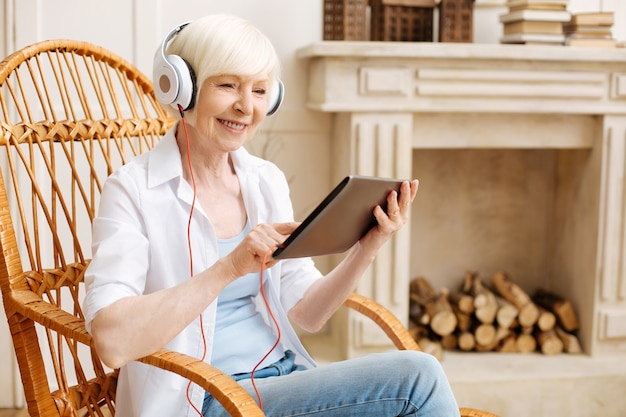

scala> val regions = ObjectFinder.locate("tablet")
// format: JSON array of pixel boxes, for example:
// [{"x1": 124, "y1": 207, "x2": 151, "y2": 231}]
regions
[{"x1": 272, "y1": 175, "x2": 405, "y2": 259}]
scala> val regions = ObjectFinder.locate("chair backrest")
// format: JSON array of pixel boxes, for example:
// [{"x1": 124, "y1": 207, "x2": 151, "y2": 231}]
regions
[{"x1": 0, "y1": 40, "x2": 173, "y2": 416}]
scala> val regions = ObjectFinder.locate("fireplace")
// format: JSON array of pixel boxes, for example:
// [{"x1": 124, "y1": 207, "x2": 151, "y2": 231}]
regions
[{"x1": 296, "y1": 41, "x2": 626, "y2": 360}]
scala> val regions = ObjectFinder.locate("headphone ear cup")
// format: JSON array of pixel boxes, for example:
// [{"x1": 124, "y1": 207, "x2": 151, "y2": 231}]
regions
[
  {"x1": 175, "y1": 56, "x2": 197, "y2": 111},
  {"x1": 153, "y1": 51, "x2": 176, "y2": 105},
  {"x1": 153, "y1": 53, "x2": 196, "y2": 111},
  {"x1": 267, "y1": 79, "x2": 284, "y2": 116}
]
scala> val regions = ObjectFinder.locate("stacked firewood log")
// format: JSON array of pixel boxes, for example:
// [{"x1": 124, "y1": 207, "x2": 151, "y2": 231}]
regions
[{"x1": 408, "y1": 271, "x2": 582, "y2": 360}]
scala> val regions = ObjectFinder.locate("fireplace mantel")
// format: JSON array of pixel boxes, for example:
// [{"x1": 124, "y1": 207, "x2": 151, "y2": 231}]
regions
[
  {"x1": 297, "y1": 41, "x2": 626, "y2": 360},
  {"x1": 297, "y1": 41, "x2": 626, "y2": 116}
]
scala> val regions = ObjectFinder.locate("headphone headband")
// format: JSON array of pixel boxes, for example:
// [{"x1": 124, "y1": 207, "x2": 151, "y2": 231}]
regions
[{"x1": 158, "y1": 22, "x2": 190, "y2": 67}]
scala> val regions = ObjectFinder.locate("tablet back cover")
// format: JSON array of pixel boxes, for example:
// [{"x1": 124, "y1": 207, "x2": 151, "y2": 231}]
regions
[{"x1": 273, "y1": 175, "x2": 404, "y2": 259}]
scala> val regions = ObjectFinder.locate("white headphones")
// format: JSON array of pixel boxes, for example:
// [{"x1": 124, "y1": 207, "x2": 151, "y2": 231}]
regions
[{"x1": 153, "y1": 22, "x2": 284, "y2": 115}]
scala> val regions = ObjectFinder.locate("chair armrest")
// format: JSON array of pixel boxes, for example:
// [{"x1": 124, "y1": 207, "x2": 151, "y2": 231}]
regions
[
  {"x1": 460, "y1": 408, "x2": 500, "y2": 417},
  {"x1": 344, "y1": 294, "x2": 500, "y2": 417},
  {"x1": 10, "y1": 289, "x2": 93, "y2": 345},
  {"x1": 343, "y1": 293, "x2": 420, "y2": 351},
  {"x1": 10, "y1": 289, "x2": 264, "y2": 416},
  {"x1": 138, "y1": 350, "x2": 264, "y2": 417}
]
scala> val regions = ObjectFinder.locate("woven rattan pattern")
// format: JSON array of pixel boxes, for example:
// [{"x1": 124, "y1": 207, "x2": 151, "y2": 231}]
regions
[{"x1": 0, "y1": 39, "x2": 171, "y2": 417}]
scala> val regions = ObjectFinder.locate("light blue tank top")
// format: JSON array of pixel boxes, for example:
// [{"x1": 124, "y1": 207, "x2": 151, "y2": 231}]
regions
[{"x1": 211, "y1": 221, "x2": 284, "y2": 375}]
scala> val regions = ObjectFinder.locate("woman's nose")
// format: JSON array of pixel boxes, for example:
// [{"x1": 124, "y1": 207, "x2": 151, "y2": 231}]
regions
[{"x1": 234, "y1": 91, "x2": 253, "y2": 114}]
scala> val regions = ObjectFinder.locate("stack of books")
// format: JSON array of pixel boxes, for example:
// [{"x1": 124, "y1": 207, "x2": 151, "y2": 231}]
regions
[
  {"x1": 564, "y1": 12, "x2": 616, "y2": 48},
  {"x1": 500, "y1": 0, "x2": 571, "y2": 45}
]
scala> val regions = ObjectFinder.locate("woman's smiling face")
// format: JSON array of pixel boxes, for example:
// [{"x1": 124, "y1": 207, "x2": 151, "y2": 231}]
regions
[{"x1": 190, "y1": 73, "x2": 270, "y2": 152}]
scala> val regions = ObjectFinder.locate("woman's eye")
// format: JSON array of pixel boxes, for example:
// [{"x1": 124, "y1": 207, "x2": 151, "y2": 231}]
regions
[
  {"x1": 220, "y1": 83, "x2": 235, "y2": 89},
  {"x1": 254, "y1": 89, "x2": 266, "y2": 96}
]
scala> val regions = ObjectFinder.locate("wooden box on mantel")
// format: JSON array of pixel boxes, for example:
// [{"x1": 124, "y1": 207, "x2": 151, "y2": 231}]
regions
[
  {"x1": 370, "y1": 0, "x2": 436, "y2": 42},
  {"x1": 439, "y1": 0, "x2": 475, "y2": 42},
  {"x1": 323, "y1": 0, "x2": 370, "y2": 40}
]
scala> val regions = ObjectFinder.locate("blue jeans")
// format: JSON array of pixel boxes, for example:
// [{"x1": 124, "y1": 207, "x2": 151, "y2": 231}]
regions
[{"x1": 203, "y1": 350, "x2": 460, "y2": 416}]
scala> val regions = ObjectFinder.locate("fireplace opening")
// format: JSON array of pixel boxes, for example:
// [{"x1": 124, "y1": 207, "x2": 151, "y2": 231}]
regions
[{"x1": 409, "y1": 147, "x2": 596, "y2": 354}]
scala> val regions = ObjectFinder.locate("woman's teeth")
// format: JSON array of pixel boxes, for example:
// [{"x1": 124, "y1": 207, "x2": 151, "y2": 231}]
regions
[{"x1": 221, "y1": 120, "x2": 245, "y2": 130}]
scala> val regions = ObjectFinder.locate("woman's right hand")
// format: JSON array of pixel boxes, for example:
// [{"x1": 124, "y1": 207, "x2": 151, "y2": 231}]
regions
[{"x1": 226, "y1": 222, "x2": 299, "y2": 279}]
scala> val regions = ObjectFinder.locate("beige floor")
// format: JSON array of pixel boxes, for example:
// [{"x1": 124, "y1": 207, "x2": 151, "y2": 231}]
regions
[
  {"x1": 444, "y1": 351, "x2": 626, "y2": 417},
  {"x1": 0, "y1": 409, "x2": 28, "y2": 417}
]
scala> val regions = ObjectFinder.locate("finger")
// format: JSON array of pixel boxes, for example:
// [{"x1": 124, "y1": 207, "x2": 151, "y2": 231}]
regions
[
  {"x1": 387, "y1": 189, "x2": 401, "y2": 218},
  {"x1": 245, "y1": 230, "x2": 278, "y2": 257},
  {"x1": 251, "y1": 223, "x2": 297, "y2": 248},
  {"x1": 265, "y1": 222, "x2": 299, "y2": 254},
  {"x1": 373, "y1": 204, "x2": 392, "y2": 225},
  {"x1": 373, "y1": 204, "x2": 399, "y2": 235},
  {"x1": 409, "y1": 179, "x2": 419, "y2": 202},
  {"x1": 397, "y1": 180, "x2": 419, "y2": 213},
  {"x1": 273, "y1": 221, "x2": 301, "y2": 234},
  {"x1": 259, "y1": 241, "x2": 280, "y2": 257},
  {"x1": 397, "y1": 181, "x2": 412, "y2": 205}
]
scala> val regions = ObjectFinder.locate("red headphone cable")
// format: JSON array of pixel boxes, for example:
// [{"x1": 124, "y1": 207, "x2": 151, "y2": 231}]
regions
[
  {"x1": 179, "y1": 107, "x2": 280, "y2": 414},
  {"x1": 250, "y1": 246, "x2": 282, "y2": 410},
  {"x1": 179, "y1": 107, "x2": 207, "y2": 417}
]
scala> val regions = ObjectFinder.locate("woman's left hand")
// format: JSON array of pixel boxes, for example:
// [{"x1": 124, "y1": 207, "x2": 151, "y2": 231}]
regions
[{"x1": 361, "y1": 179, "x2": 419, "y2": 249}]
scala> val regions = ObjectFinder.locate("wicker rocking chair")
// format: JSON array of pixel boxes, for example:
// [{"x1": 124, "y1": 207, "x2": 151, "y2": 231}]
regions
[{"x1": 0, "y1": 39, "x2": 496, "y2": 417}]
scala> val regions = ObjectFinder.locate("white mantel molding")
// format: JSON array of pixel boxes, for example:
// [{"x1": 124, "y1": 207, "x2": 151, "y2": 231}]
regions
[
  {"x1": 298, "y1": 41, "x2": 626, "y2": 358},
  {"x1": 297, "y1": 42, "x2": 626, "y2": 116}
]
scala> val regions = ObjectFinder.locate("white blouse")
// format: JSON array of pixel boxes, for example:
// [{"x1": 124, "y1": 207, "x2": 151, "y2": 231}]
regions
[{"x1": 83, "y1": 125, "x2": 322, "y2": 417}]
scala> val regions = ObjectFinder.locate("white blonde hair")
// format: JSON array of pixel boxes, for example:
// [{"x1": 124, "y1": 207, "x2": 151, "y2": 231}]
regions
[{"x1": 166, "y1": 14, "x2": 281, "y2": 109}]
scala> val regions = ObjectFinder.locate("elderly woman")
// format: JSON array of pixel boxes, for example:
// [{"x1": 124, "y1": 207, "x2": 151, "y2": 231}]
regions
[{"x1": 83, "y1": 13, "x2": 460, "y2": 417}]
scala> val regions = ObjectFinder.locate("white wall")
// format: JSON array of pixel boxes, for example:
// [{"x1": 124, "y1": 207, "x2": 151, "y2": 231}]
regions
[{"x1": 0, "y1": 0, "x2": 624, "y2": 408}]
